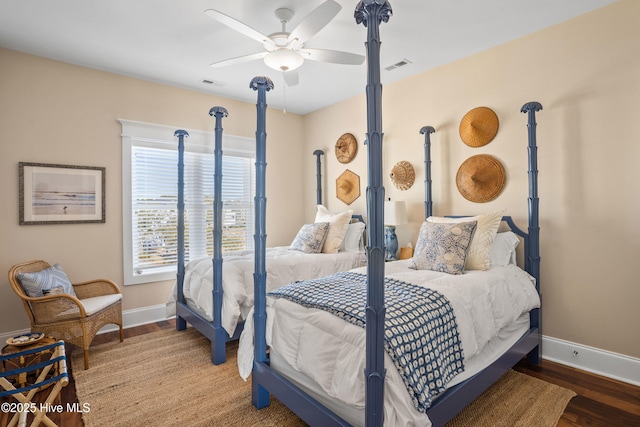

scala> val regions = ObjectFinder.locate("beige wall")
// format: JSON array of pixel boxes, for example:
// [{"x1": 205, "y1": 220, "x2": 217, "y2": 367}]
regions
[
  {"x1": 2, "y1": 0, "x2": 638, "y2": 361},
  {"x1": 0, "y1": 49, "x2": 305, "y2": 331},
  {"x1": 302, "y1": 0, "x2": 640, "y2": 358}
]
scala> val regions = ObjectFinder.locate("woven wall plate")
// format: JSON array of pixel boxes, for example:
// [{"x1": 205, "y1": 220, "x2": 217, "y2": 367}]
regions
[
  {"x1": 336, "y1": 169, "x2": 360, "y2": 205},
  {"x1": 390, "y1": 161, "x2": 415, "y2": 191},
  {"x1": 459, "y1": 107, "x2": 499, "y2": 147},
  {"x1": 335, "y1": 133, "x2": 358, "y2": 164},
  {"x1": 456, "y1": 154, "x2": 506, "y2": 202}
]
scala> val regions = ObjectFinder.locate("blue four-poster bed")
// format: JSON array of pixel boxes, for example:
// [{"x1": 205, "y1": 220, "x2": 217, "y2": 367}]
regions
[
  {"x1": 243, "y1": 1, "x2": 543, "y2": 426},
  {"x1": 172, "y1": 108, "x2": 366, "y2": 365},
  {"x1": 174, "y1": 107, "x2": 234, "y2": 365}
]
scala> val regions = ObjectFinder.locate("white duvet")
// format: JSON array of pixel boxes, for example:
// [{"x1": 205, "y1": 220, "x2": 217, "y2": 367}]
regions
[
  {"x1": 238, "y1": 260, "x2": 540, "y2": 426},
  {"x1": 166, "y1": 247, "x2": 366, "y2": 336}
]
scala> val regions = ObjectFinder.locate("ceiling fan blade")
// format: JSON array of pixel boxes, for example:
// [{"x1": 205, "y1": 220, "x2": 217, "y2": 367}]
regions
[
  {"x1": 300, "y1": 48, "x2": 365, "y2": 65},
  {"x1": 205, "y1": 9, "x2": 275, "y2": 49},
  {"x1": 210, "y1": 52, "x2": 268, "y2": 68},
  {"x1": 283, "y1": 70, "x2": 299, "y2": 86},
  {"x1": 288, "y1": 0, "x2": 341, "y2": 45}
]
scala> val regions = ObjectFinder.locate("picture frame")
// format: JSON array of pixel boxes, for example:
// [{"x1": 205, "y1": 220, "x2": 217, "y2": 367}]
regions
[{"x1": 19, "y1": 162, "x2": 106, "y2": 225}]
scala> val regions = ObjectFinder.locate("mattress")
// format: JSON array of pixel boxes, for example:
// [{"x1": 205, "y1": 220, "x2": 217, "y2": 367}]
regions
[
  {"x1": 269, "y1": 315, "x2": 530, "y2": 426},
  {"x1": 237, "y1": 261, "x2": 540, "y2": 426},
  {"x1": 166, "y1": 246, "x2": 366, "y2": 335}
]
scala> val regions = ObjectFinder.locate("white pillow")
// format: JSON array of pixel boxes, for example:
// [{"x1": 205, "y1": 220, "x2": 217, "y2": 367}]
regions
[
  {"x1": 490, "y1": 231, "x2": 520, "y2": 267},
  {"x1": 315, "y1": 205, "x2": 353, "y2": 254},
  {"x1": 340, "y1": 221, "x2": 366, "y2": 252},
  {"x1": 427, "y1": 209, "x2": 505, "y2": 270}
]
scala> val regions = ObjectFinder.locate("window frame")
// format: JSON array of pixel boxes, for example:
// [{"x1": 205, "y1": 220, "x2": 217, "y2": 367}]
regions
[{"x1": 120, "y1": 119, "x2": 254, "y2": 285}]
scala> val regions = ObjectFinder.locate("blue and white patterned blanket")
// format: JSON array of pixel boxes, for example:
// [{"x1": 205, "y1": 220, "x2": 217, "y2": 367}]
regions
[{"x1": 268, "y1": 271, "x2": 465, "y2": 412}]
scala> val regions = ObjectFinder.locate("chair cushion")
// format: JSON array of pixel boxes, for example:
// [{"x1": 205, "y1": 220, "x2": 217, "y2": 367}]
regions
[
  {"x1": 78, "y1": 294, "x2": 122, "y2": 316},
  {"x1": 57, "y1": 294, "x2": 123, "y2": 318},
  {"x1": 17, "y1": 264, "x2": 77, "y2": 298}
]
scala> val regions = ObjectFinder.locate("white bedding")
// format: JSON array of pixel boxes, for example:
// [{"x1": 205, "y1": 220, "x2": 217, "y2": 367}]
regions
[
  {"x1": 237, "y1": 260, "x2": 540, "y2": 426},
  {"x1": 166, "y1": 246, "x2": 366, "y2": 336}
]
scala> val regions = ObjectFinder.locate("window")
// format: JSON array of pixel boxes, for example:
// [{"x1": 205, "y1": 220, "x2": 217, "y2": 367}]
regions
[{"x1": 120, "y1": 120, "x2": 255, "y2": 285}]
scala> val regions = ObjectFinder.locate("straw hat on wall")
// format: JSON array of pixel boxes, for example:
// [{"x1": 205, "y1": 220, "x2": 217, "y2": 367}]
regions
[
  {"x1": 336, "y1": 169, "x2": 360, "y2": 205},
  {"x1": 456, "y1": 154, "x2": 506, "y2": 202},
  {"x1": 459, "y1": 107, "x2": 499, "y2": 147},
  {"x1": 335, "y1": 133, "x2": 358, "y2": 164}
]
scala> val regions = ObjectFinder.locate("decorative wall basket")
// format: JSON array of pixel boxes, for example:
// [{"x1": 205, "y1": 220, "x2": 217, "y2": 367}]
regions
[
  {"x1": 456, "y1": 154, "x2": 506, "y2": 202},
  {"x1": 335, "y1": 133, "x2": 358, "y2": 164},
  {"x1": 390, "y1": 161, "x2": 415, "y2": 191},
  {"x1": 459, "y1": 107, "x2": 499, "y2": 147},
  {"x1": 336, "y1": 169, "x2": 360, "y2": 205}
]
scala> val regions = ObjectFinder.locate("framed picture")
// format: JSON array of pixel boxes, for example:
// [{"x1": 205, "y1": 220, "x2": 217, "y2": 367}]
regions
[{"x1": 19, "y1": 162, "x2": 106, "y2": 225}]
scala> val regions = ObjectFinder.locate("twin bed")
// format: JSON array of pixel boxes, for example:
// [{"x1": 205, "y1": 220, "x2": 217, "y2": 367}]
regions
[
  {"x1": 235, "y1": 2, "x2": 542, "y2": 427},
  {"x1": 169, "y1": 111, "x2": 366, "y2": 364},
  {"x1": 238, "y1": 97, "x2": 542, "y2": 425},
  {"x1": 171, "y1": 1, "x2": 543, "y2": 425}
]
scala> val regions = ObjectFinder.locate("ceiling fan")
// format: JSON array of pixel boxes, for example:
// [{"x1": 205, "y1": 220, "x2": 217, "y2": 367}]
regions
[{"x1": 205, "y1": 0, "x2": 365, "y2": 86}]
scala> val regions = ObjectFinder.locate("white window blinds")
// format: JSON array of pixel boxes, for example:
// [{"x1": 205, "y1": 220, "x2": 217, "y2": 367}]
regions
[{"x1": 120, "y1": 119, "x2": 255, "y2": 285}]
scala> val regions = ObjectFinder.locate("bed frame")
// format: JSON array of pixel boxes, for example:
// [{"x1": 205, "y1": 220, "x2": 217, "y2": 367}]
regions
[
  {"x1": 249, "y1": 1, "x2": 542, "y2": 426},
  {"x1": 419, "y1": 107, "x2": 542, "y2": 425},
  {"x1": 173, "y1": 107, "x2": 237, "y2": 365},
  {"x1": 173, "y1": 107, "x2": 335, "y2": 365}
]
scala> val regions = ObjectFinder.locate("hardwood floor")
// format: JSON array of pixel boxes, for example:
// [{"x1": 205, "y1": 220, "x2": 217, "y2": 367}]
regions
[
  {"x1": 2, "y1": 321, "x2": 638, "y2": 427},
  {"x1": 514, "y1": 359, "x2": 640, "y2": 426}
]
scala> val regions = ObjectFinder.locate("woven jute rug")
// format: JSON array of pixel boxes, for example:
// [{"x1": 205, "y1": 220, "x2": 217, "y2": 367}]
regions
[
  {"x1": 72, "y1": 329, "x2": 575, "y2": 426},
  {"x1": 446, "y1": 369, "x2": 576, "y2": 427}
]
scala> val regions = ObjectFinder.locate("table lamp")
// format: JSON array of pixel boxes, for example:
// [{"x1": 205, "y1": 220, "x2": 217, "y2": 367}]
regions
[{"x1": 384, "y1": 200, "x2": 407, "y2": 261}]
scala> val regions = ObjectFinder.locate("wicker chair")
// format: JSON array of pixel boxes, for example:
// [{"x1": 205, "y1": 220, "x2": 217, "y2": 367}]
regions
[{"x1": 8, "y1": 260, "x2": 124, "y2": 370}]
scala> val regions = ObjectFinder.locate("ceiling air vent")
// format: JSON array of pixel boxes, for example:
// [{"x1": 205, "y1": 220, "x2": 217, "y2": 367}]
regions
[
  {"x1": 202, "y1": 79, "x2": 225, "y2": 87},
  {"x1": 385, "y1": 58, "x2": 412, "y2": 71}
]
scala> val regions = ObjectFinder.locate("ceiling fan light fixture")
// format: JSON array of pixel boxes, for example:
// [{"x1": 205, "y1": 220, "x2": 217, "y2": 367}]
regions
[{"x1": 264, "y1": 49, "x2": 304, "y2": 71}]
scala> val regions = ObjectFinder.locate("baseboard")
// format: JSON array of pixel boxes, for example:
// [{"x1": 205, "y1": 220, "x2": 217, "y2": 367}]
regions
[
  {"x1": 0, "y1": 304, "x2": 170, "y2": 344},
  {"x1": 542, "y1": 335, "x2": 640, "y2": 387},
  {"x1": 99, "y1": 303, "x2": 170, "y2": 334},
  {"x1": 2, "y1": 310, "x2": 638, "y2": 387}
]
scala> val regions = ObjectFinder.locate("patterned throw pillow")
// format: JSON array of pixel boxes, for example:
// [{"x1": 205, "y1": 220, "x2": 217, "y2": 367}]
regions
[
  {"x1": 427, "y1": 210, "x2": 505, "y2": 270},
  {"x1": 411, "y1": 221, "x2": 478, "y2": 274},
  {"x1": 290, "y1": 222, "x2": 330, "y2": 253},
  {"x1": 17, "y1": 263, "x2": 77, "y2": 297}
]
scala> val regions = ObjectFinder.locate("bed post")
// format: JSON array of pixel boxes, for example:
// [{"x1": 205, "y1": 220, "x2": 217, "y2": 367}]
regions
[
  {"x1": 208, "y1": 106, "x2": 229, "y2": 364},
  {"x1": 175, "y1": 129, "x2": 189, "y2": 332},
  {"x1": 250, "y1": 76, "x2": 274, "y2": 409},
  {"x1": 355, "y1": 2, "x2": 392, "y2": 426},
  {"x1": 313, "y1": 150, "x2": 324, "y2": 205},
  {"x1": 521, "y1": 101, "x2": 542, "y2": 364},
  {"x1": 420, "y1": 126, "x2": 435, "y2": 219}
]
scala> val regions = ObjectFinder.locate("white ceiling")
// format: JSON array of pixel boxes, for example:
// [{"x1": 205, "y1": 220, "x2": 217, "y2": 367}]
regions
[{"x1": 0, "y1": 0, "x2": 617, "y2": 115}]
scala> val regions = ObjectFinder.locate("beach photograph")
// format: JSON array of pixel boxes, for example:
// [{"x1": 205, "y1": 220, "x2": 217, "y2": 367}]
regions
[
  {"x1": 19, "y1": 163, "x2": 105, "y2": 224},
  {"x1": 32, "y1": 171, "x2": 97, "y2": 215}
]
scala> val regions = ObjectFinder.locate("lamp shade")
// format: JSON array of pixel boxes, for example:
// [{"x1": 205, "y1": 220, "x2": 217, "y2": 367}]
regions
[
  {"x1": 264, "y1": 49, "x2": 304, "y2": 71},
  {"x1": 384, "y1": 201, "x2": 407, "y2": 226}
]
